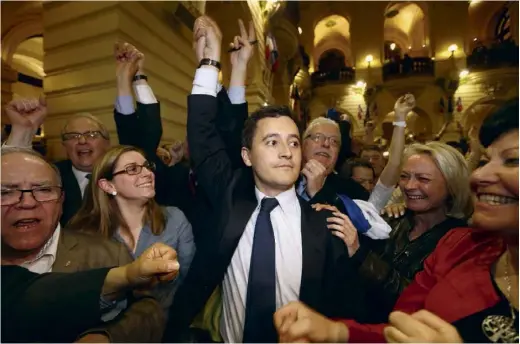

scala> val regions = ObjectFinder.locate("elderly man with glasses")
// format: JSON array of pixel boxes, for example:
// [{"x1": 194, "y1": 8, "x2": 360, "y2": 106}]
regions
[{"x1": 0, "y1": 147, "x2": 165, "y2": 342}]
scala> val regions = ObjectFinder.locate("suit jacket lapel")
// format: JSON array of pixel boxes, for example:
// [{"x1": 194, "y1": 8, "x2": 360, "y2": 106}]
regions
[
  {"x1": 54, "y1": 231, "x2": 81, "y2": 272},
  {"x1": 298, "y1": 198, "x2": 327, "y2": 310}
]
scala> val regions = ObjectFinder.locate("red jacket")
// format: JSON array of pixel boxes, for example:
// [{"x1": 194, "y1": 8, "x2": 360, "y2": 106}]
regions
[{"x1": 343, "y1": 227, "x2": 505, "y2": 342}]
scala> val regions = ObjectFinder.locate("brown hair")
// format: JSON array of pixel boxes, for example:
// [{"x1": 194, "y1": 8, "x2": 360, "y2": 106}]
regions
[{"x1": 66, "y1": 146, "x2": 166, "y2": 247}]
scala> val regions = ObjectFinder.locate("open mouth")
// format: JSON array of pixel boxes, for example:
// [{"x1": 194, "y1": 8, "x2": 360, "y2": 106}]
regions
[
  {"x1": 315, "y1": 152, "x2": 330, "y2": 158},
  {"x1": 406, "y1": 194, "x2": 427, "y2": 200},
  {"x1": 14, "y1": 218, "x2": 41, "y2": 230},
  {"x1": 477, "y1": 193, "x2": 517, "y2": 205},
  {"x1": 137, "y1": 182, "x2": 153, "y2": 188},
  {"x1": 77, "y1": 149, "x2": 93, "y2": 158}
]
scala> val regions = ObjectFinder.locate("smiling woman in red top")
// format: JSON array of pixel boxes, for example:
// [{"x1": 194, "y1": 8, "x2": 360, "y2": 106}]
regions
[{"x1": 274, "y1": 98, "x2": 519, "y2": 343}]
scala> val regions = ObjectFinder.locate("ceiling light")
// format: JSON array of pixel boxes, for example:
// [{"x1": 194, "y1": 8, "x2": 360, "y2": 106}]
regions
[
  {"x1": 390, "y1": 43, "x2": 396, "y2": 51},
  {"x1": 431, "y1": 57, "x2": 436, "y2": 61},
  {"x1": 365, "y1": 55, "x2": 373, "y2": 63},
  {"x1": 448, "y1": 44, "x2": 458, "y2": 53},
  {"x1": 459, "y1": 69, "x2": 469, "y2": 78},
  {"x1": 408, "y1": 46, "x2": 412, "y2": 50},
  {"x1": 356, "y1": 80, "x2": 366, "y2": 88},
  {"x1": 263, "y1": 102, "x2": 268, "y2": 106},
  {"x1": 298, "y1": 27, "x2": 302, "y2": 35},
  {"x1": 422, "y1": 44, "x2": 426, "y2": 48},
  {"x1": 473, "y1": 38, "x2": 478, "y2": 41}
]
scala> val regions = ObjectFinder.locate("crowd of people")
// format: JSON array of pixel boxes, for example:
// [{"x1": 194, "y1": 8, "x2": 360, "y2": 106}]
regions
[{"x1": 1, "y1": 15, "x2": 518, "y2": 343}]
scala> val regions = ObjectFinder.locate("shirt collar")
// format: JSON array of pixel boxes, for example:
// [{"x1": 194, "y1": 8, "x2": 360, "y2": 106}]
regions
[
  {"x1": 71, "y1": 165, "x2": 90, "y2": 182},
  {"x1": 254, "y1": 186, "x2": 299, "y2": 214},
  {"x1": 22, "y1": 223, "x2": 61, "y2": 266}
]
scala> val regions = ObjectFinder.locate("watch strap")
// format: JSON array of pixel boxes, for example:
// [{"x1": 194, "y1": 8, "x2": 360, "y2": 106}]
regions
[
  {"x1": 198, "y1": 58, "x2": 221, "y2": 70},
  {"x1": 132, "y1": 74, "x2": 148, "y2": 82}
]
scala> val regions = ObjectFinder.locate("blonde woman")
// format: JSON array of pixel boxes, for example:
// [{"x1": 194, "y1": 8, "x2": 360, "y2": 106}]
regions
[
  {"x1": 67, "y1": 145, "x2": 195, "y2": 309},
  {"x1": 330, "y1": 141, "x2": 473, "y2": 322}
]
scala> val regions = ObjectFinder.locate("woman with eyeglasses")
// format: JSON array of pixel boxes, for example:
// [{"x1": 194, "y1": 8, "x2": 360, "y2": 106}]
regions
[{"x1": 67, "y1": 145, "x2": 195, "y2": 310}]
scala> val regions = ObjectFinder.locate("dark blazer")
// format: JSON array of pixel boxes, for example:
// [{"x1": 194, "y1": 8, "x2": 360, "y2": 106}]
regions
[
  {"x1": 57, "y1": 102, "x2": 161, "y2": 227},
  {"x1": 1, "y1": 265, "x2": 110, "y2": 343},
  {"x1": 163, "y1": 94, "x2": 366, "y2": 342},
  {"x1": 342, "y1": 228, "x2": 506, "y2": 342},
  {"x1": 55, "y1": 231, "x2": 165, "y2": 342}
]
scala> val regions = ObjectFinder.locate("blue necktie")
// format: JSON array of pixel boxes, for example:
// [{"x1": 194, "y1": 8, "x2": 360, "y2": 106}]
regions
[{"x1": 243, "y1": 197, "x2": 279, "y2": 343}]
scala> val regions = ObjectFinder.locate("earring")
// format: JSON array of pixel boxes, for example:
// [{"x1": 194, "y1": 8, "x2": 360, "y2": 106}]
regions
[{"x1": 111, "y1": 191, "x2": 117, "y2": 196}]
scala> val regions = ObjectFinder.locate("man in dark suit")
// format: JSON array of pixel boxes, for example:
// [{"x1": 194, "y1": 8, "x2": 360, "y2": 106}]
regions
[
  {"x1": 1, "y1": 147, "x2": 165, "y2": 343},
  {"x1": 2, "y1": 242, "x2": 179, "y2": 343},
  {"x1": 163, "y1": 16, "x2": 365, "y2": 343}
]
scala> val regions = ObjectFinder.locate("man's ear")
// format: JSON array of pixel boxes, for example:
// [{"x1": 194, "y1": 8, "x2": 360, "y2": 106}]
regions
[
  {"x1": 98, "y1": 178, "x2": 115, "y2": 194},
  {"x1": 241, "y1": 147, "x2": 252, "y2": 167}
]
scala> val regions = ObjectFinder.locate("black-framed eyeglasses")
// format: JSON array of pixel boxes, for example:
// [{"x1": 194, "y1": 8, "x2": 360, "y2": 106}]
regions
[
  {"x1": 62, "y1": 131, "x2": 108, "y2": 141},
  {"x1": 113, "y1": 161, "x2": 156, "y2": 177},
  {"x1": 1, "y1": 186, "x2": 63, "y2": 206},
  {"x1": 305, "y1": 133, "x2": 340, "y2": 147}
]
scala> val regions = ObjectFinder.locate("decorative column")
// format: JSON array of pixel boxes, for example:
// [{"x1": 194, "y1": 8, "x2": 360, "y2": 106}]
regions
[{"x1": 42, "y1": 1, "x2": 198, "y2": 159}]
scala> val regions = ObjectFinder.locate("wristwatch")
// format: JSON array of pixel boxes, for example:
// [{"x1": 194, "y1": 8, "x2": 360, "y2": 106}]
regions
[
  {"x1": 132, "y1": 74, "x2": 148, "y2": 82},
  {"x1": 198, "y1": 58, "x2": 221, "y2": 70}
]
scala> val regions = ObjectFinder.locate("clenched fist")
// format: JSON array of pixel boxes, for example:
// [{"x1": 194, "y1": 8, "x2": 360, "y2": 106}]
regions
[
  {"x1": 193, "y1": 16, "x2": 222, "y2": 63},
  {"x1": 394, "y1": 94, "x2": 415, "y2": 121},
  {"x1": 5, "y1": 96, "x2": 47, "y2": 131},
  {"x1": 302, "y1": 159, "x2": 328, "y2": 198}
]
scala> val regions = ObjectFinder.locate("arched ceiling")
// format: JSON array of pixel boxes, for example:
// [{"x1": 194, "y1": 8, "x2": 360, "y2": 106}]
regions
[
  {"x1": 384, "y1": 2, "x2": 425, "y2": 49},
  {"x1": 11, "y1": 37, "x2": 44, "y2": 78},
  {"x1": 314, "y1": 14, "x2": 350, "y2": 46}
]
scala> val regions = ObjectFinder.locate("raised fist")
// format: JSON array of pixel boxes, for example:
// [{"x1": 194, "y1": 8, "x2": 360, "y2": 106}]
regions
[
  {"x1": 5, "y1": 96, "x2": 47, "y2": 131},
  {"x1": 394, "y1": 93, "x2": 415, "y2": 120},
  {"x1": 229, "y1": 19, "x2": 256, "y2": 68},
  {"x1": 193, "y1": 16, "x2": 222, "y2": 63},
  {"x1": 114, "y1": 42, "x2": 142, "y2": 83}
]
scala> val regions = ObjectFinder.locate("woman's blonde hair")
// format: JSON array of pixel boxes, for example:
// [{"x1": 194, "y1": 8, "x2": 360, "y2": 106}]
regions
[
  {"x1": 66, "y1": 146, "x2": 166, "y2": 246},
  {"x1": 402, "y1": 141, "x2": 473, "y2": 219}
]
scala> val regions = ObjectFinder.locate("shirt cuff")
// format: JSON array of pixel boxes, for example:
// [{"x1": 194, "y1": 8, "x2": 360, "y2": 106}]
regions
[
  {"x1": 228, "y1": 86, "x2": 246, "y2": 104},
  {"x1": 115, "y1": 95, "x2": 135, "y2": 115},
  {"x1": 191, "y1": 67, "x2": 219, "y2": 97},
  {"x1": 133, "y1": 84, "x2": 158, "y2": 104}
]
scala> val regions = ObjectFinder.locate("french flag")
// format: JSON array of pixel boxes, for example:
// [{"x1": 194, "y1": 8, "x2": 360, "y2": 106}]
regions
[{"x1": 265, "y1": 32, "x2": 279, "y2": 73}]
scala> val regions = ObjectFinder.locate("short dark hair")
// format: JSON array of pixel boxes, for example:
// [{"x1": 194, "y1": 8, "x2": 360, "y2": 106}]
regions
[
  {"x1": 340, "y1": 158, "x2": 375, "y2": 180},
  {"x1": 241, "y1": 105, "x2": 298, "y2": 149},
  {"x1": 359, "y1": 144, "x2": 383, "y2": 156},
  {"x1": 479, "y1": 99, "x2": 519, "y2": 148}
]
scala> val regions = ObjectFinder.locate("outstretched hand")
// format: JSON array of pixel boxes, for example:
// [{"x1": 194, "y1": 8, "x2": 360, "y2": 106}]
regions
[
  {"x1": 394, "y1": 93, "x2": 415, "y2": 121},
  {"x1": 230, "y1": 19, "x2": 256, "y2": 68}
]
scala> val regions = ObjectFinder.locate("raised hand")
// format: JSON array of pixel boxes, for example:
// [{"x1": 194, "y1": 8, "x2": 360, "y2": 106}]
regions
[
  {"x1": 394, "y1": 93, "x2": 415, "y2": 121},
  {"x1": 5, "y1": 96, "x2": 47, "y2": 131},
  {"x1": 274, "y1": 301, "x2": 349, "y2": 343},
  {"x1": 230, "y1": 19, "x2": 256, "y2": 68},
  {"x1": 193, "y1": 16, "x2": 222, "y2": 63},
  {"x1": 114, "y1": 42, "x2": 142, "y2": 85},
  {"x1": 301, "y1": 159, "x2": 327, "y2": 198},
  {"x1": 384, "y1": 310, "x2": 463, "y2": 343}
]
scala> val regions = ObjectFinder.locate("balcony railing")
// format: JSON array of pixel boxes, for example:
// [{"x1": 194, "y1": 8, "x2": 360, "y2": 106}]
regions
[
  {"x1": 467, "y1": 40, "x2": 519, "y2": 71},
  {"x1": 382, "y1": 57, "x2": 435, "y2": 81},
  {"x1": 311, "y1": 67, "x2": 356, "y2": 88}
]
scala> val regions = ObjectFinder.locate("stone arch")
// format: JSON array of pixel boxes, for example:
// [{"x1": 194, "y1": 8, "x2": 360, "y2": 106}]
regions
[
  {"x1": 461, "y1": 95, "x2": 507, "y2": 131},
  {"x1": 468, "y1": 1, "x2": 510, "y2": 46},
  {"x1": 313, "y1": 14, "x2": 352, "y2": 71},
  {"x1": 384, "y1": 2, "x2": 430, "y2": 57}
]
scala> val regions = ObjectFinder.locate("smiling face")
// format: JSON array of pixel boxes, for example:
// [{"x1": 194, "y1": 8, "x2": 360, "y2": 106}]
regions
[
  {"x1": 399, "y1": 154, "x2": 448, "y2": 213},
  {"x1": 62, "y1": 116, "x2": 110, "y2": 172},
  {"x1": 100, "y1": 151, "x2": 156, "y2": 203},
  {"x1": 470, "y1": 130, "x2": 519, "y2": 233},
  {"x1": 1, "y1": 152, "x2": 63, "y2": 256},
  {"x1": 241, "y1": 116, "x2": 302, "y2": 196},
  {"x1": 302, "y1": 122, "x2": 340, "y2": 174}
]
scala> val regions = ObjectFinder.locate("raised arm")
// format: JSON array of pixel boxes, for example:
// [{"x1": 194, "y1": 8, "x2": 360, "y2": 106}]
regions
[
  {"x1": 3, "y1": 96, "x2": 47, "y2": 148},
  {"x1": 188, "y1": 16, "x2": 236, "y2": 207}
]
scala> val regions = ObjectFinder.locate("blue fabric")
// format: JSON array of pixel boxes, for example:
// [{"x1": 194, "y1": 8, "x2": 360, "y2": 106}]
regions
[
  {"x1": 337, "y1": 194, "x2": 371, "y2": 234},
  {"x1": 296, "y1": 177, "x2": 311, "y2": 201},
  {"x1": 115, "y1": 95, "x2": 135, "y2": 115},
  {"x1": 243, "y1": 198, "x2": 279, "y2": 343}
]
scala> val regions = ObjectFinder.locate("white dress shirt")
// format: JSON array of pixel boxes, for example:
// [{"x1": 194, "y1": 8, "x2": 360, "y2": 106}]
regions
[
  {"x1": 221, "y1": 187, "x2": 303, "y2": 343},
  {"x1": 72, "y1": 165, "x2": 90, "y2": 197},
  {"x1": 21, "y1": 224, "x2": 61, "y2": 274}
]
